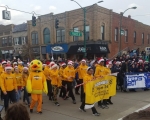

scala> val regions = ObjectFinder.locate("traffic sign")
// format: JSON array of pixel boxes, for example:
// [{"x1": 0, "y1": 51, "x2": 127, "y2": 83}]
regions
[
  {"x1": 121, "y1": 30, "x2": 125, "y2": 36},
  {"x1": 70, "y1": 31, "x2": 82, "y2": 37},
  {"x1": 2, "y1": 10, "x2": 11, "y2": 20}
]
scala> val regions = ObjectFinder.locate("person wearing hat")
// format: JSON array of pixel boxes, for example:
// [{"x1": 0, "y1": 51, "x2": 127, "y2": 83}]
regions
[
  {"x1": 63, "y1": 61, "x2": 76, "y2": 104},
  {"x1": 59, "y1": 62, "x2": 67, "y2": 98},
  {"x1": 50, "y1": 63, "x2": 60, "y2": 106},
  {"x1": 43, "y1": 61, "x2": 52, "y2": 100},
  {"x1": 79, "y1": 67, "x2": 100, "y2": 116},
  {"x1": 14, "y1": 66, "x2": 23, "y2": 102},
  {"x1": 18, "y1": 61, "x2": 23, "y2": 73},
  {"x1": 75, "y1": 59, "x2": 88, "y2": 101},
  {"x1": 1, "y1": 64, "x2": 17, "y2": 111},
  {"x1": 94, "y1": 58, "x2": 109, "y2": 109}
]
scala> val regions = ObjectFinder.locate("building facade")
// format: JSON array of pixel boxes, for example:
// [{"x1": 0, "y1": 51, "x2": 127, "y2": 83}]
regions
[
  {"x1": 12, "y1": 23, "x2": 28, "y2": 60},
  {"x1": 0, "y1": 24, "x2": 14, "y2": 60},
  {"x1": 27, "y1": 4, "x2": 150, "y2": 60}
]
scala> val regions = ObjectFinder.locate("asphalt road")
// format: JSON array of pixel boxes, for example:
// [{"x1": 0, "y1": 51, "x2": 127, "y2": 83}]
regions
[{"x1": 1, "y1": 89, "x2": 150, "y2": 120}]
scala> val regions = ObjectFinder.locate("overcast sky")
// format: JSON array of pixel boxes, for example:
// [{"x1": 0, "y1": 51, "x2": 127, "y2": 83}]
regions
[{"x1": 0, "y1": 0, "x2": 149, "y2": 25}]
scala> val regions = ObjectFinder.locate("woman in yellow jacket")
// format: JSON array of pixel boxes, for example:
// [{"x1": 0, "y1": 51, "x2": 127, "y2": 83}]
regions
[
  {"x1": 22, "y1": 67, "x2": 30, "y2": 106},
  {"x1": 50, "y1": 63, "x2": 60, "y2": 106},
  {"x1": 63, "y1": 61, "x2": 76, "y2": 104},
  {"x1": 14, "y1": 66, "x2": 23, "y2": 102},
  {"x1": 79, "y1": 67, "x2": 100, "y2": 116}
]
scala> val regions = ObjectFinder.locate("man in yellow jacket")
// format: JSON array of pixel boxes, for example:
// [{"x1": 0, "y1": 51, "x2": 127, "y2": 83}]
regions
[
  {"x1": 63, "y1": 61, "x2": 76, "y2": 104},
  {"x1": 1, "y1": 64, "x2": 17, "y2": 111},
  {"x1": 76, "y1": 59, "x2": 88, "y2": 102}
]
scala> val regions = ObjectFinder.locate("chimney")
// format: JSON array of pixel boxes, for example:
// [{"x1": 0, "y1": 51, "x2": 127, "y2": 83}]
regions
[{"x1": 128, "y1": 15, "x2": 131, "y2": 18}]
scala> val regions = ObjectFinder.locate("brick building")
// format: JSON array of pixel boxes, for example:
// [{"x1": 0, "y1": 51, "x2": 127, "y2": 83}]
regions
[
  {"x1": 0, "y1": 24, "x2": 14, "y2": 60},
  {"x1": 27, "y1": 4, "x2": 150, "y2": 60}
]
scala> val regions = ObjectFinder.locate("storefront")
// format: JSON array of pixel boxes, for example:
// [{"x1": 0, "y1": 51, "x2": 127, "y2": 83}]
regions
[
  {"x1": 46, "y1": 43, "x2": 68, "y2": 60},
  {"x1": 2, "y1": 50, "x2": 14, "y2": 60},
  {"x1": 67, "y1": 44, "x2": 110, "y2": 60}
]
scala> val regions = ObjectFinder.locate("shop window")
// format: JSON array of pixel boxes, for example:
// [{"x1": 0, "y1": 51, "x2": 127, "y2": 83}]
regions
[
  {"x1": 101, "y1": 25, "x2": 105, "y2": 40},
  {"x1": 31, "y1": 32, "x2": 38, "y2": 45},
  {"x1": 85, "y1": 26, "x2": 90, "y2": 40},
  {"x1": 73, "y1": 27, "x2": 79, "y2": 41},
  {"x1": 43, "y1": 28, "x2": 50, "y2": 44},
  {"x1": 134, "y1": 31, "x2": 136, "y2": 43},
  {"x1": 115, "y1": 28, "x2": 118, "y2": 41},
  {"x1": 56, "y1": 29, "x2": 65, "y2": 43}
]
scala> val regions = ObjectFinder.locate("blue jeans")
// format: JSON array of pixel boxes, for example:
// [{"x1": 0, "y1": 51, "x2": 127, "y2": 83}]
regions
[
  {"x1": 16, "y1": 89, "x2": 21, "y2": 102},
  {"x1": 23, "y1": 87, "x2": 30, "y2": 104}
]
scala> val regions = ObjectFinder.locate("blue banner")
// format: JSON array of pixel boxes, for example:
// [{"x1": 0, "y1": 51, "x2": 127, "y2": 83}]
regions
[{"x1": 125, "y1": 73, "x2": 150, "y2": 89}]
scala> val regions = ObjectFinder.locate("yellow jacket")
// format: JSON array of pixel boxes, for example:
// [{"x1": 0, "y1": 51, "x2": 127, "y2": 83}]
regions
[
  {"x1": 22, "y1": 73, "x2": 29, "y2": 87},
  {"x1": 50, "y1": 69, "x2": 61, "y2": 87},
  {"x1": 1, "y1": 72, "x2": 17, "y2": 92},
  {"x1": 26, "y1": 71, "x2": 48, "y2": 94},
  {"x1": 76, "y1": 64, "x2": 88, "y2": 79},
  {"x1": 63, "y1": 66, "x2": 75, "y2": 82},
  {"x1": 59, "y1": 67, "x2": 66, "y2": 81},
  {"x1": 18, "y1": 65, "x2": 23, "y2": 73},
  {"x1": 0, "y1": 68, "x2": 4, "y2": 88},
  {"x1": 43, "y1": 66, "x2": 51, "y2": 80},
  {"x1": 83, "y1": 74, "x2": 93, "y2": 93},
  {"x1": 94, "y1": 64, "x2": 107, "y2": 78},
  {"x1": 14, "y1": 72, "x2": 23, "y2": 87}
]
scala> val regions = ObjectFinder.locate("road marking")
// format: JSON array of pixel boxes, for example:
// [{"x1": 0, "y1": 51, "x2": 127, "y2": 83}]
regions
[{"x1": 118, "y1": 103, "x2": 150, "y2": 120}]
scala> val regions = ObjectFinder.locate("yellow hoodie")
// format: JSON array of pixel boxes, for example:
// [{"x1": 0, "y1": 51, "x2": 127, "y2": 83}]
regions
[
  {"x1": 63, "y1": 66, "x2": 75, "y2": 82},
  {"x1": 83, "y1": 74, "x2": 93, "y2": 93},
  {"x1": 22, "y1": 73, "x2": 29, "y2": 87},
  {"x1": 94, "y1": 64, "x2": 107, "y2": 78},
  {"x1": 18, "y1": 65, "x2": 23, "y2": 73},
  {"x1": 50, "y1": 69, "x2": 61, "y2": 86},
  {"x1": 14, "y1": 72, "x2": 23, "y2": 87},
  {"x1": 1, "y1": 72, "x2": 17, "y2": 92},
  {"x1": 76, "y1": 64, "x2": 88, "y2": 79},
  {"x1": 43, "y1": 66, "x2": 51, "y2": 80},
  {"x1": 59, "y1": 67, "x2": 66, "y2": 81}
]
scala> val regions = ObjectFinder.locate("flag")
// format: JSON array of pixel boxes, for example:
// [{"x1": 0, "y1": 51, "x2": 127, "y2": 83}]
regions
[{"x1": 85, "y1": 75, "x2": 116, "y2": 107}]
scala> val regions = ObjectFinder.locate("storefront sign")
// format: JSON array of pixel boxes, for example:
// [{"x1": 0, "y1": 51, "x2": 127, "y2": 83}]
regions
[
  {"x1": 51, "y1": 46, "x2": 64, "y2": 52},
  {"x1": 99, "y1": 46, "x2": 107, "y2": 52}
]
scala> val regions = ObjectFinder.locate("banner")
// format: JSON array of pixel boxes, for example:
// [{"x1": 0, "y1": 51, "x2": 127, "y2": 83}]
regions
[
  {"x1": 85, "y1": 75, "x2": 116, "y2": 104},
  {"x1": 126, "y1": 73, "x2": 146, "y2": 89}
]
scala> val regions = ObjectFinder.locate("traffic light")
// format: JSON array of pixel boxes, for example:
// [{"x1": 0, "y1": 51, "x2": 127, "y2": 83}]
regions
[
  {"x1": 32, "y1": 16, "x2": 36, "y2": 26},
  {"x1": 55, "y1": 19, "x2": 59, "y2": 29}
]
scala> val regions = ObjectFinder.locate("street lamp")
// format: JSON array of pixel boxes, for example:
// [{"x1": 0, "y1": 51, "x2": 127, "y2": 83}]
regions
[
  {"x1": 71, "y1": 0, "x2": 103, "y2": 58},
  {"x1": 118, "y1": 6, "x2": 137, "y2": 56}
]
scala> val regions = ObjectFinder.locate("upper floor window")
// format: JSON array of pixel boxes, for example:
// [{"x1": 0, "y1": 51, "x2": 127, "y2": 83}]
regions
[
  {"x1": 2, "y1": 37, "x2": 7, "y2": 46},
  {"x1": 142, "y1": 33, "x2": 144, "y2": 44},
  {"x1": 125, "y1": 30, "x2": 128, "y2": 42},
  {"x1": 115, "y1": 28, "x2": 118, "y2": 41},
  {"x1": 101, "y1": 25, "x2": 105, "y2": 40},
  {"x1": 85, "y1": 26, "x2": 90, "y2": 40},
  {"x1": 8, "y1": 37, "x2": 12, "y2": 46},
  {"x1": 73, "y1": 27, "x2": 79, "y2": 41},
  {"x1": 56, "y1": 29, "x2": 65, "y2": 43},
  {"x1": 31, "y1": 32, "x2": 38, "y2": 45},
  {"x1": 22, "y1": 37, "x2": 26, "y2": 45},
  {"x1": 148, "y1": 34, "x2": 150, "y2": 44},
  {"x1": 134, "y1": 31, "x2": 136, "y2": 43},
  {"x1": 43, "y1": 28, "x2": 50, "y2": 44}
]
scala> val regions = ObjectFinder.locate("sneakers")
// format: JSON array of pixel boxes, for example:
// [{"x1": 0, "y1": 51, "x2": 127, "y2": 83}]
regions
[
  {"x1": 30, "y1": 109, "x2": 33, "y2": 113},
  {"x1": 79, "y1": 108, "x2": 86, "y2": 112},
  {"x1": 98, "y1": 105, "x2": 105, "y2": 109},
  {"x1": 73, "y1": 100, "x2": 76, "y2": 104},
  {"x1": 104, "y1": 105, "x2": 109, "y2": 109},
  {"x1": 55, "y1": 102, "x2": 60, "y2": 106},
  {"x1": 93, "y1": 113, "x2": 100, "y2": 116},
  {"x1": 63, "y1": 96, "x2": 69, "y2": 100},
  {"x1": 37, "y1": 111, "x2": 42, "y2": 114}
]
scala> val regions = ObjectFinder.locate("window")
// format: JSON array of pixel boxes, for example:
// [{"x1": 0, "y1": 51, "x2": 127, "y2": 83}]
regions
[
  {"x1": 56, "y1": 29, "x2": 65, "y2": 43},
  {"x1": 43, "y1": 28, "x2": 50, "y2": 44},
  {"x1": 101, "y1": 25, "x2": 105, "y2": 40},
  {"x1": 8, "y1": 37, "x2": 12, "y2": 46},
  {"x1": 85, "y1": 26, "x2": 90, "y2": 40},
  {"x1": 22, "y1": 37, "x2": 26, "y2": 45},
  {"x1": 73, "y1": 27, "x2": 79, "y2": 41},
  {"x1": 18, "y1": 37, "x2": 22, "y2": 45},
  {"x1": 31, "y1": 32, "x2": 38, "y2": 45},
  {"x1": 134, "y1": 31, "x2": 136, "y2": 43},
  {"x1": 142, "y1": 33, "x2": 144, "y2": 44},
  {"x1": 115, "y1": 28, "x2": 118, "y2": 41},
  {"x1": 148, "y1": 34, "x2": 150, "y2": 44},
  {"x1": 125, "y1": 30, "x2": 128, "y2": 42},
  {"x1": 14, "y1": 38, "x2": 19, "y2": 45},
  {"x1": 2, "y1": 37, "x2": 7, "y2": 46}
]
